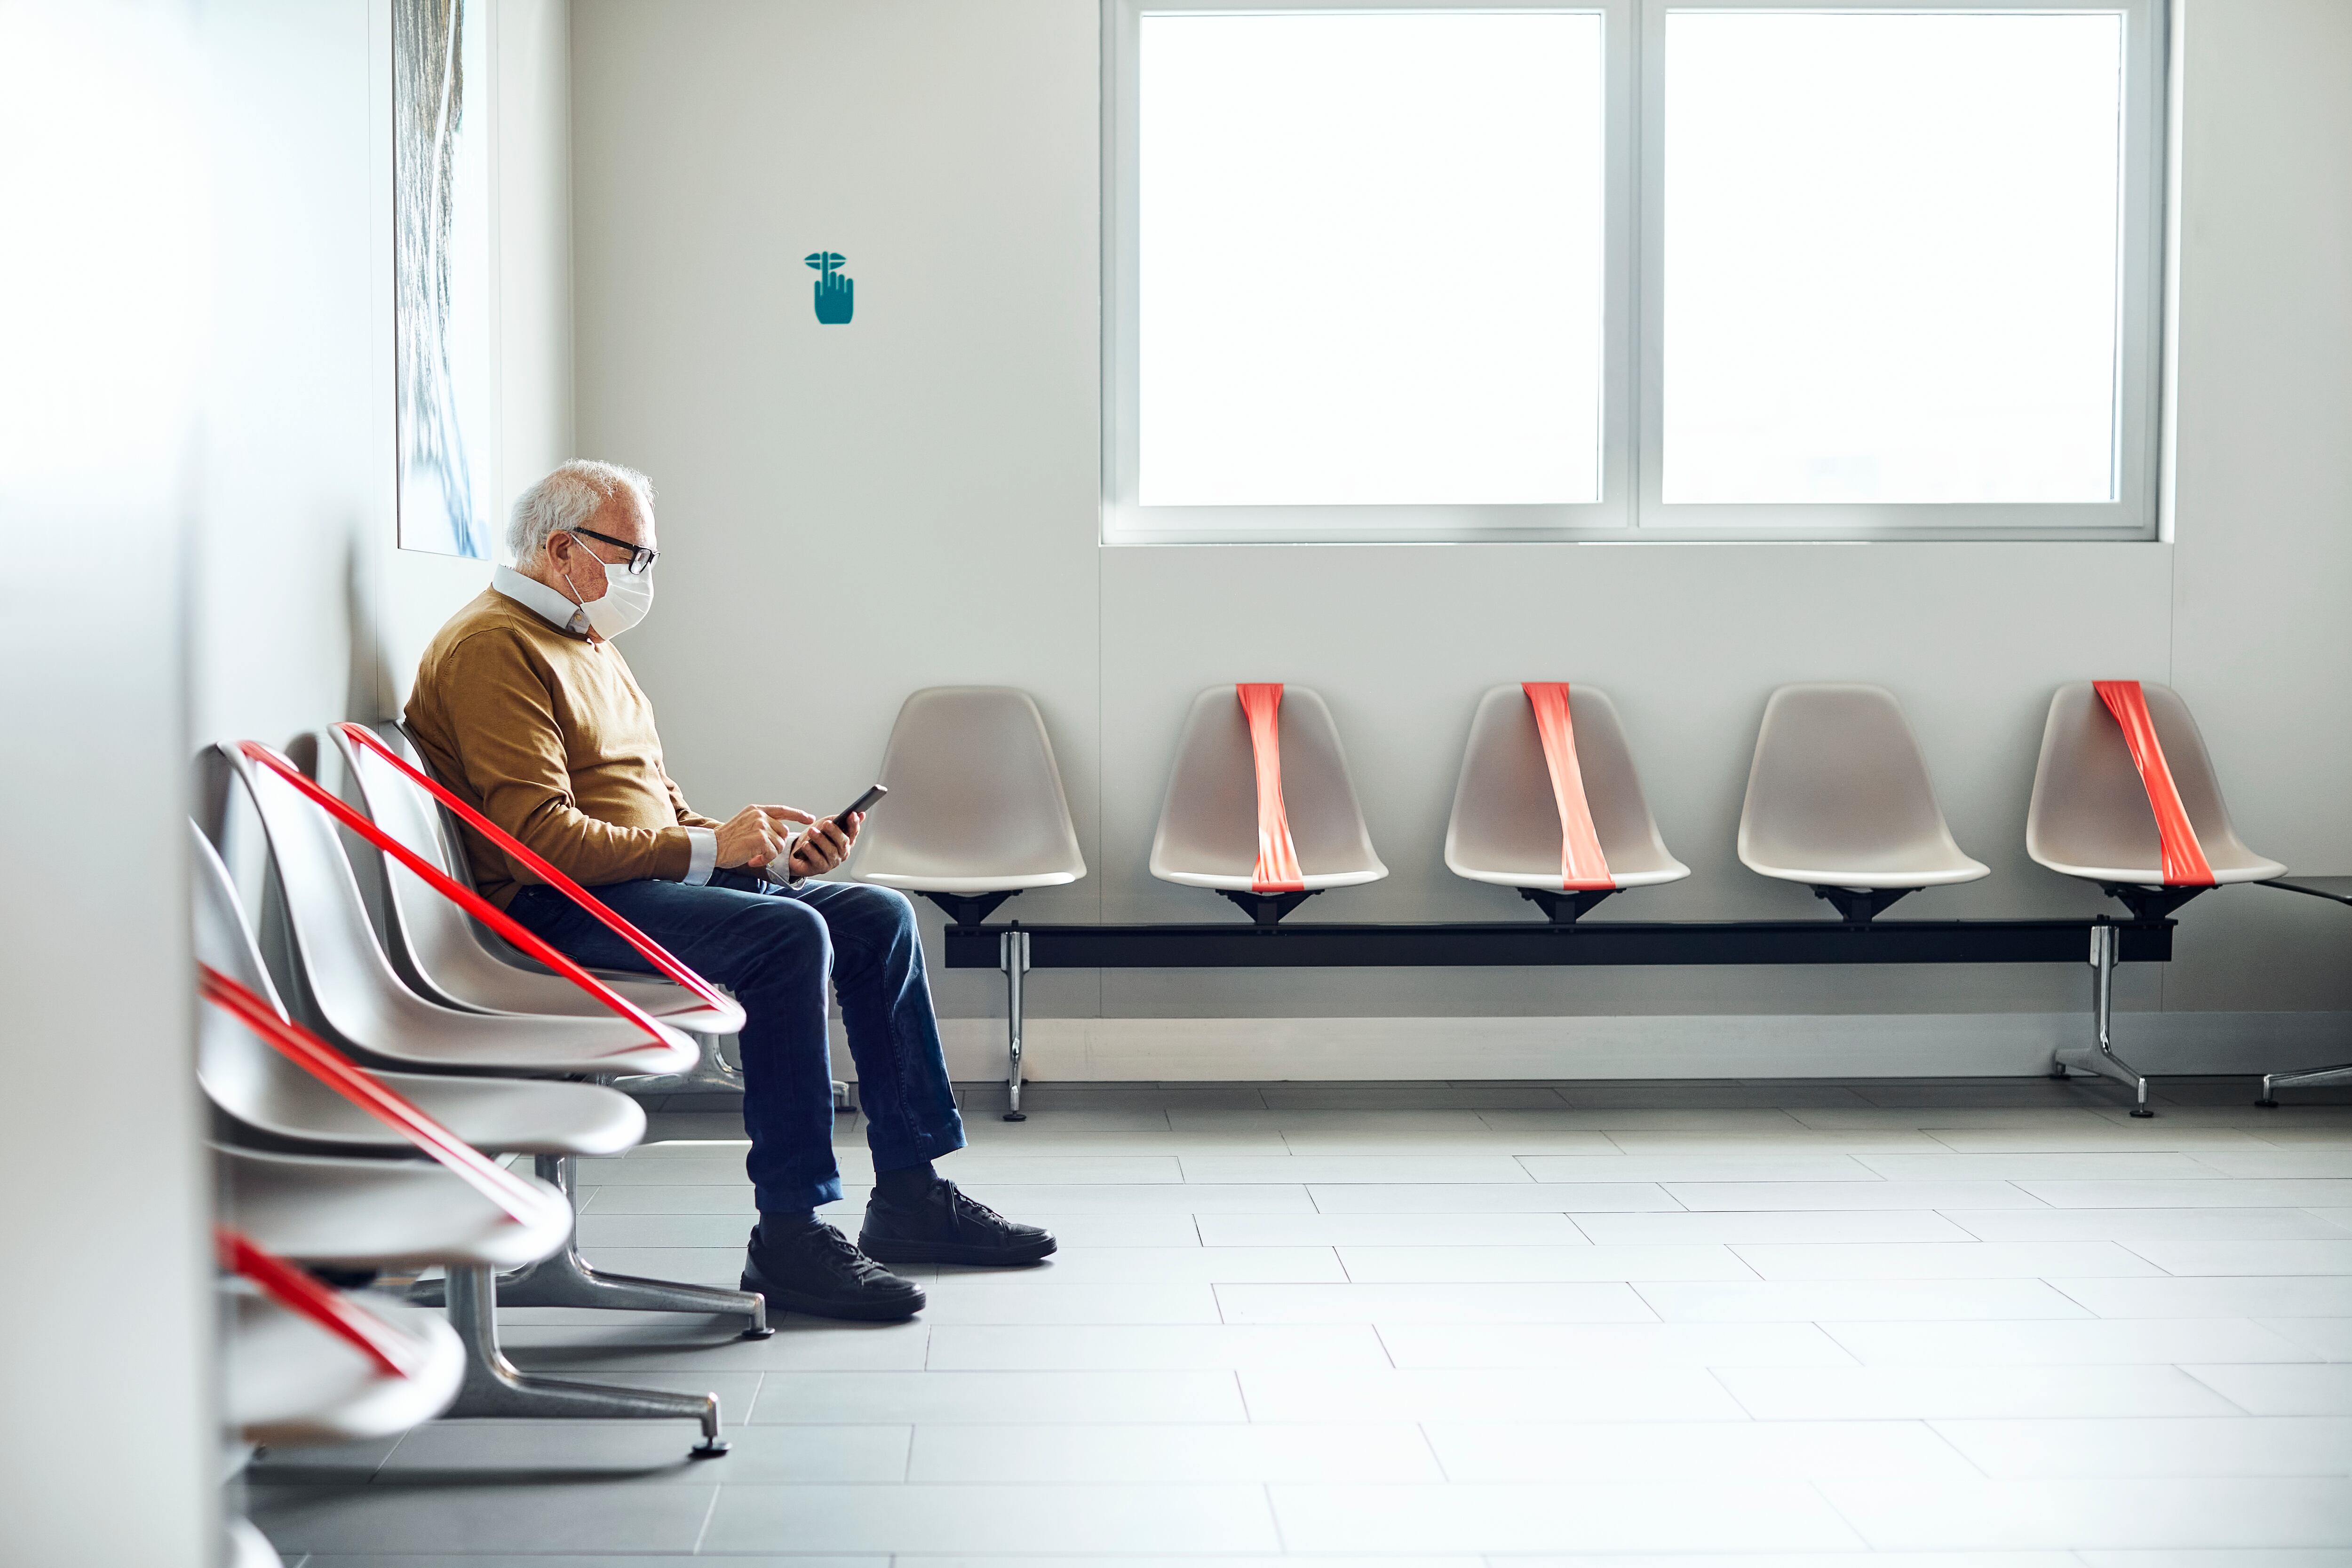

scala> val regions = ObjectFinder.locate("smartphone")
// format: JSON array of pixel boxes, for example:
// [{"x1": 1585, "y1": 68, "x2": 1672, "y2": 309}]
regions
[{"x1": 832, "y1": 784, "x2": 887, "y2": 824}]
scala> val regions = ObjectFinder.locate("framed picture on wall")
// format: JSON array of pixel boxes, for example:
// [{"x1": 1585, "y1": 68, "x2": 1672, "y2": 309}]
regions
[{"x1": 394, "y1": 0, "x2": 498, "y2": 559}]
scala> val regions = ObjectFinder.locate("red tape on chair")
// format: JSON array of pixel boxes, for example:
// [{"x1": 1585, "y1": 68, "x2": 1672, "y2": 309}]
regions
[
  {"x1": 334, "y1": 723, "x2": 729, "y2": 1012},
  {"x1": 199, "y1": 963, "x2": 551, "y2": 1225},
  {"x1": 1237, "y1": 684, "x2": 1305, "y2": 894},
  {"x1": 238, "y1": 740, "x2": 675, "y2": 1056},
  {"x1": 1522, "y1": 683, "x2": 1613, "y2": 892},
  {"x1": 220, "y1": 1226, "x2": 426, "y2": 1379},
  {"x1": 2093, "y1": 680, "x2": 2216, "y2": 887}
]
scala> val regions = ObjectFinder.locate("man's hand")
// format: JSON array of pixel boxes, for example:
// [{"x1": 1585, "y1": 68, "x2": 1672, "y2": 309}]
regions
[
  {"x1": 715, "y1": 804, "x2": 815, "y2": 872},
  {"x1": 786, "y1": 812, "x2": 862, "y2": 878}
]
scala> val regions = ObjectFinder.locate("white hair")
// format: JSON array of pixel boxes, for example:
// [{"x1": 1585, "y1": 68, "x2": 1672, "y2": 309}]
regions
[{"x1": 507, "y1": 459, "x2": 655, "y2": 563}]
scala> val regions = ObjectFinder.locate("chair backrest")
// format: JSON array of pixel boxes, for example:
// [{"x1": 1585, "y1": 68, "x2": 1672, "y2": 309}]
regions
[
  {"x1": 189, "y1": 821, "x2": 309, "y2": 1131},
  {"x1": 2026, "y1": 681, "x2": 2284, "y2": 883},
  {"x1": 1738, "y1": 683, "x2": 1981, "y2": 884},
  {"x1": 850, "y1": 687, "x2": 1086, "y2": 891},
  {"x1": 1445, "y1": 684, "x2": 1687, "y2": 888},
  {"x1": 326, "y1": 724, "x2": 531, "y2": 1000},
  {"x1": 1150, "y1": 685, "x2": 1386, "y2": 888},
  {"x1": 213, "y1": 742, "x2": 438, "y2": 1048}
]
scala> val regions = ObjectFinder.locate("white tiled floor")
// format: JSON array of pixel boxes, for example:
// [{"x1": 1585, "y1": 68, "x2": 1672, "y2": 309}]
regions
[{"x1": 241, "y1": 1076, "x2": 2352, "y2": 1566}]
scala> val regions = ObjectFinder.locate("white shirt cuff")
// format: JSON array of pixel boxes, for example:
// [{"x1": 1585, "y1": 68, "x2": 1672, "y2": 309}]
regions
[{"x1": 682, "y1": 826, "x2": 717, "y2": 886}]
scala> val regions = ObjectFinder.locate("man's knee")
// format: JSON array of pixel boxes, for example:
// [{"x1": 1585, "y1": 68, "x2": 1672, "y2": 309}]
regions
[{"x1": 731, "y1": 895, "x2": 833, "y2": 985}]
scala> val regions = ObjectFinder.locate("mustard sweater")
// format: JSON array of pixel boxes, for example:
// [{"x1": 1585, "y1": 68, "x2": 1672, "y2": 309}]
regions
[{"x1": 405, "y1": 588, "x2": 718, "y2": 908}]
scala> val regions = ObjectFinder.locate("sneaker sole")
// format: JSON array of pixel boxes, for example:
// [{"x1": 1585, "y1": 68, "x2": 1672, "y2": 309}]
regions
[
  {"x1": 739, "y1": 1272, "x2": 926, "y2": 1323},
  {"x1": 856, "y1": 1234, "x2": 1059, "y2": 1267}
]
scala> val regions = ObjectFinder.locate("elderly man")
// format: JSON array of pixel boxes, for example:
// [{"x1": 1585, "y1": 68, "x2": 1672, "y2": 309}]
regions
[{"x1": 406, "y1": 459, "x2": 1052, "y2": 1322}]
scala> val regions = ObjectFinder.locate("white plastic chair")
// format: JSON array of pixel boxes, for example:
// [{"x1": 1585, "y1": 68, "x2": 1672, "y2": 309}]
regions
[
  {"x1": 1151, "y1": 685, "x2": 1387, "y2": 918},
  {"x1": 215, "y1": 742, "x2": 699, "y2": 1079},
  {"x1": 328, "y1": 725, "x2": 746, "y2": 1036},
  {"x1": 2027, "y1": 681, "x2": 2286, "y2": 895},
  {"x1": 851, "y1": 687, "x2": 1087, "y2": 921},
  {"x1": 192, "y1": 824, "x2": 645, "y2": 1158},
  {"x1": 2025, "y1": 681, "x2": 2286, "y2": 1118},
  {"x1": 225, "y1": 1517, "x2": 282, "y2": 1568},
  {"x1": 217, "y1": 1144, "x2": 571, "y2": 1272},
  {"x1": 1446, "y1": 684, "x2": 1688, "y2": 918},
  {"x1": 210, "y1": 743, "x2": 762, "y2": 1449},
  {"x1": 221, "y1": 1280, "x2": 462, "y2": 1448},
  {"x1": 1738, "y1": 683, "x2": 1988, "y2": 919},
  {"x1": 847, "y1": 687, "x2": 1086, "y2": 1120}
]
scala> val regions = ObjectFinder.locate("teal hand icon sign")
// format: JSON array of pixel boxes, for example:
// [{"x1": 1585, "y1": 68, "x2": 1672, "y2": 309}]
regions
[{"x1": 806, "y1": 251, "x2": 853, "y2": 325}]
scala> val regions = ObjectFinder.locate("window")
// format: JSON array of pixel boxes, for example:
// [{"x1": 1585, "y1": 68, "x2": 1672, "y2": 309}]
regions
[{"x1": 1104, "y1": 0, "x2": 2165, "y2": 543}]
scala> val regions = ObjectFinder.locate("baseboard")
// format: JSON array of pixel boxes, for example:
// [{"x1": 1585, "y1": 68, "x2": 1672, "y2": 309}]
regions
[{"x1": 893, "y1": 1010, "x2": 2352, "y2": 1082}]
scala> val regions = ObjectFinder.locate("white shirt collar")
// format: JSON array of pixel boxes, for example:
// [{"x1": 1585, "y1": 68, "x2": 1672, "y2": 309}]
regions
[{"x1": 492, "y1": 565, "x2": 590, "y2": 637}]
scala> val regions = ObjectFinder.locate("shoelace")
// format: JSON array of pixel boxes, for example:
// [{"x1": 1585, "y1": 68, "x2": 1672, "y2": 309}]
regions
[
  {"x1": 942, "y1": 1183, "x2": 1020, "y2": 1238},
  {"x1": 771, "y1": 1220, "x2": 897, "y2": 1283}
]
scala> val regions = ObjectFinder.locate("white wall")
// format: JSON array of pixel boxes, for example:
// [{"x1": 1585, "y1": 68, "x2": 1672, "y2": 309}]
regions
[
  {"x1": 194, "y1": 0, "x2": 575, "y2": 756},
  {"x1": 0, "y1": 4, "x2": 215, "y2": 1559},
  {"x1": 574, "y1": 0, "x2": 2352, "y2": 1077}
]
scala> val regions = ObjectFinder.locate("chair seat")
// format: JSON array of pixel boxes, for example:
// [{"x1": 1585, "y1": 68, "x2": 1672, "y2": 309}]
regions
[
  {"x1": 1453, "y1": 863, "x2": 1692, "y2": 891},
  {"x1": 1740, "y1": 852, "x2": 1991, "y2": 890},
  {"x1": 1155, "y1": 865, "x2": 1390, "y2": 893},
  {"x1": 222, "y1": 1284, "x2": 461, "y2": 1447},
  {"x1": 227, "y1": 1066, "x2": 645, "y2": 1156},
  {"x1": 218, "y1": 1146, "x2": 572, "y2": 1270},
  {"x1": 859, "y1": 868, "x2": 1083, "y2": 895}
]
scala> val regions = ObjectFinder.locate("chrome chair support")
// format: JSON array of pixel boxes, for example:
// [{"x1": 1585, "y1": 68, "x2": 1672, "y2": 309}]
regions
[
  {"x1": 441, "y1": 1265, "x2": 728, "y2": 1458},
  {"x1": 612, "y1": 1029, "x2": 747, "y2": 1098},
  {"x1": 2051, "y1": 921, "x2": 2154, "y2": 1117},
  {"x1": 2259, "y1": 1061, "x2": 2352, "y2": 1107},
  {"x1": 413, "y1": 1156, "x2": 771, "y2": 1337},
  {"x1": 1001, "y1": 928, "x2": 1030, "y2": 1121}
]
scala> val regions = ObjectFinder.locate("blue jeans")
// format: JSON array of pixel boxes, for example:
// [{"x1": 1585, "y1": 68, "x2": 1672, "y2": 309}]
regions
[{"x1": 508, "y1": 871, "x2": 967, "y2": 1212}]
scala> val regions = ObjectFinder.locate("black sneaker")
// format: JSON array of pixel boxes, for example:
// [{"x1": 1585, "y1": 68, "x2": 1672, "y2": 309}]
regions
[
  {"x1": 859, "y1": 1177, "x2": 1058, "y2": 1267},
  {"x1": 740, "y1": 1217, "x2": 926, "y2": 1322}
]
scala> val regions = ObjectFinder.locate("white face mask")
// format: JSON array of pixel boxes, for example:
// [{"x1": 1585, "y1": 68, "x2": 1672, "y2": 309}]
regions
[{"x1": 560, "y1": 541, "x2": 654, "y2": 640}]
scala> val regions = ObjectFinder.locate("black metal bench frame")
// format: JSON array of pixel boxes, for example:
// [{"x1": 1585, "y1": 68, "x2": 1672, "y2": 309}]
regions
[{"x1": 931, "y1": 887, "x2": 2181, "y2": 1121}]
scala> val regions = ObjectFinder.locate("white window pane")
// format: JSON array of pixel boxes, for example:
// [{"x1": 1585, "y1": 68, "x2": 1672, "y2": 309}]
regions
[
  {"x1": 1663, "y1": 12, "x2": 2124, "y2": 505},
  {"x1": 1139, "y1": 11, "x2": 1605, "y2": 508}
]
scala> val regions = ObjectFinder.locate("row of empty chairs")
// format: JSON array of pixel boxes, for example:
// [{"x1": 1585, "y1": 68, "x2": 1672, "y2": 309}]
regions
[{"x1": 850, "y1": 680, "x2": 2282, "y2": 919}]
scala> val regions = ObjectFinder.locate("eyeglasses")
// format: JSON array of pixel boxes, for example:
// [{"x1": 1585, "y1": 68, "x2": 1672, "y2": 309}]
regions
[{"x1": 567, "y1": 527, "x2": 658, "y2": 576}]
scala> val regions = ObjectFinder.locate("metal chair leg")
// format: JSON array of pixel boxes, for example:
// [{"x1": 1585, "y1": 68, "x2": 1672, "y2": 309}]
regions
[
  {"x1": 612, "y1": 1029, "x2": 747, "y2": 1098},
  {"x1": 441, "y1": 1266, "x2": 728, "y2": 1458},
  {"x1": 2258, "y1": 1061, "x2": 2352, "y2": 1107},
  {"x1": 411, "y1": 1156, "x2": 771, "y2": 1338},
  {"x1": 2054, "y1": 921, "x2": 2154, "y2": 1117},
  {"x1": 1001, "y1": 928, "x2": 1030, "y2": 1121}
]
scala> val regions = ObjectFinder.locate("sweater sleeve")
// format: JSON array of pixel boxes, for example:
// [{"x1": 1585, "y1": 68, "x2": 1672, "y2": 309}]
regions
[
  {"x1": 665, "y1": 771, "x2": 723, "y2": 832},
  {"x1": 436, "y1": 632, "x2": 693, "y2": 887}
]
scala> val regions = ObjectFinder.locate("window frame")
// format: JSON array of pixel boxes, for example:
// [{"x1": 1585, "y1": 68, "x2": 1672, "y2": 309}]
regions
[
  {"x1": 1633, "y1": 0, "x2": 2167, "y2": 540},
  {"x1": 1103, "y1": 0, "x2": 1637, "y2": 545},
  {"x1": 1102, "y1": 0, "x2": 2167, "y2": 546}
]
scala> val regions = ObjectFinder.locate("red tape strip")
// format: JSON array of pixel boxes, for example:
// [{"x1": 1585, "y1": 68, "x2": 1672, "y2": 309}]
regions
[
  {"x1": 200, "y1": 964, "x2": 550, "y2": 1225},
  {"x1": 1521, "y1": 683, "x2": 1613, "y2": 892},
  {"x1": 2093, "y1": 680, "x2": 2216, "y2": 887},
  {"x1": 1237, "y1": 684, "x2": 1305, "y2": 894},
  {"x1": 220, "y1": 1226, "x2": 426, "y2": 1380},
  {"x1": 237, "y1": 740, "x2": 675, "y2": 1057},
  {"x1": 334, "y1": 723, "x2": 729, "y2": 1012}
]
